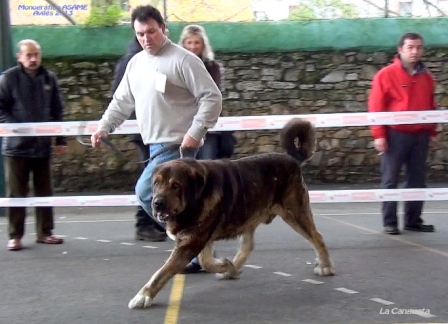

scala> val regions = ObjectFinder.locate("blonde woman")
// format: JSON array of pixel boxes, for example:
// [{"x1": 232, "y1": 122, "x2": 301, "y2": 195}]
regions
[{"x1": 179, "y1": 24, "x2": 235, "y2": 161}]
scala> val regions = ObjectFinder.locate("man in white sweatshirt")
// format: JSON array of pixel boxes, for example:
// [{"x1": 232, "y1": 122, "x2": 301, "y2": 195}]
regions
[{"x1": 91, "y1": 5, "x2": 222, "y2": 241}]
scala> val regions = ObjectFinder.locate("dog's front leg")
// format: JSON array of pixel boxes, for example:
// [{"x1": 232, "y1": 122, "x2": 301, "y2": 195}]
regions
[{"x1": 128, "y1": 247, "x2": 194, "y2": 309}]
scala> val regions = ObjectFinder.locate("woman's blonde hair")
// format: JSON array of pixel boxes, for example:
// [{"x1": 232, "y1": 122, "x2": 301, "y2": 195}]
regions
[{"x1": 178, "y1": 24, "x2": 214, "y2": 61}]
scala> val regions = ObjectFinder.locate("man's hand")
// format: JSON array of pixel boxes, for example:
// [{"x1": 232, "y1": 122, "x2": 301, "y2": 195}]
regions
[
  {"x1": 374, "y1": 138, "x2": 388, "y2": 153},
  {"x1": 55, "y1": 145, "x2": 67, "y2": 155},
  {"x1": 181, "y1": 133, "x2": 201, "y2": 149},
  {"x1": 90, "y1": 130, "x2": 109, "y2": 148}
]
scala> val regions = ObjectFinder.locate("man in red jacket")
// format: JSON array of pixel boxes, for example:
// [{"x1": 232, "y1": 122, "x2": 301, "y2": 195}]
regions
[{"x1": 368, "y1": 32, "x2": 437, "y2": 235}]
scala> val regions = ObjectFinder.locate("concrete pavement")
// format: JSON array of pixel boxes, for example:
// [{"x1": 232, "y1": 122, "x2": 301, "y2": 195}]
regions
[{"x1": 0, "y1": 201, "x2": 447, "y2": 324}]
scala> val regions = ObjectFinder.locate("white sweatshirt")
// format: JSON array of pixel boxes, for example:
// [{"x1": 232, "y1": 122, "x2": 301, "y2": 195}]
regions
[{"x1": 99, "y1": 38, "x2": 222, "y2": 144}]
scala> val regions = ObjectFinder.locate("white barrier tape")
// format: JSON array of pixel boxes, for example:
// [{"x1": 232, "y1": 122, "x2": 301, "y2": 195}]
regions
[
  {"x1": 308, "y1": 188, "x2": 445, "y2": 203},
  {"x1": 0, "y1": 111, "x2": 445, "y2": 137},
  {"x1": 0, "y1": 195, "x2": 139, "y2": 207},
  {"x1": 1, "y1": 188, "x2": 447, "y2": 207}
]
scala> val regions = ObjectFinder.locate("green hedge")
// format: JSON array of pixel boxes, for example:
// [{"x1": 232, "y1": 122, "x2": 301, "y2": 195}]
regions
[{"x1": 11, "y1": 18, "x2": 448, "y2": 58}]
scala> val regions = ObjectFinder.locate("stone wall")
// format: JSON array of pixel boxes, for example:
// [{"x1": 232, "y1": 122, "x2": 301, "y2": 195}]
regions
[{"x1": 45, "y1": 49, "x2": 448, "y2": 193}]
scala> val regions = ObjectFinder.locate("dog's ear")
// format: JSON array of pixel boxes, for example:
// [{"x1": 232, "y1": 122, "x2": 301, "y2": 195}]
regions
[
  {"x1": 187, "y1": 163, "x2": 207, "y2": 203},
  {"x1": 152, "y1": 164, "x2": 162, "y2": 180}
]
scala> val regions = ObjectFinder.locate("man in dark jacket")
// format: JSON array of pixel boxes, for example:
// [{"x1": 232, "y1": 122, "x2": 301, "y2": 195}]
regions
[
  {"x1": 0, "y1": 39, "x2": 67, "y2": 251},
  {"x1": 110, "y1": 35, "x2": 167, "y2": 242}
]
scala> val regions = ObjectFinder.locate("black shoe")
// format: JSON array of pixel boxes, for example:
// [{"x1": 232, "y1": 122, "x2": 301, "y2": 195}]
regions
[
  {"x1": 384, "y1": 226, "x2": 400, "y2": 235},
  {"x1": 404, "y1": 224, "x2": 435, "y2": 232},
  {"x1": 135, "y1": 227, "x2": 167, "y2": 242},
  {"x1": 181, "y1": 262, "x2": 203, "y2": 274}
]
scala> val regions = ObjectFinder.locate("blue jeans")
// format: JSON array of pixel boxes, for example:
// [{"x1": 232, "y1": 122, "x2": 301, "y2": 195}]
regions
[{"x1": 135, "y1": 143, "x2": 198, "y2": 231}]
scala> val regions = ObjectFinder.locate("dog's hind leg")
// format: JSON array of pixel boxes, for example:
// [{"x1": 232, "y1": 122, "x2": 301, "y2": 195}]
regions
[
  {"x1": 279, "y1": 202, "x2": 334, "y2": 276},
  {"x1": 128, "y1": 246, "x2": 196, "y2": 309},
  {"x1": 198, "y1": 243, "x2": 239, "y2": 280}
]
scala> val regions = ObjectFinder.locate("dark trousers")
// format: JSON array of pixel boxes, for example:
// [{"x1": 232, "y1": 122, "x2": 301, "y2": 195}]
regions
[
  {"x1": 132, "y1": 139, "x2": 165, "y2": 232},
  {"x1": 3, "y1": 156, "x2": 55, "y2": 239},
  {"x1": 190, "y1": 133, "x2": 220, "y2": 266},
  {"x1": 381, "y1": 129, "x2": 430, "y2": 227},
  {"x1": 197, "y1": 133, "x2": 220, "y2": 160}
]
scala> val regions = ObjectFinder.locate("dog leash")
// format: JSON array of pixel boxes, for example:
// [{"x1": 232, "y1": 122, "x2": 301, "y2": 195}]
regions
[
  {"x1": 76, "y1": 135, "x2": 193, "y2": 163},
  {"x1": 75, "y1": 121, "x2": 196, "y2": 162},
  {"x1": 76, "y1": 135, "x2": 136, "y2": 158}
]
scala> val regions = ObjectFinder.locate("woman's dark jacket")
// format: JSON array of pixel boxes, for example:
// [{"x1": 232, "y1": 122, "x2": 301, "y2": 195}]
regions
[
  {"x1": 202, "y1": 58, "x2": 236, "y2": 159},
  {"x1": 203, "y1": 58, "x2": 223, "y2": 91}
]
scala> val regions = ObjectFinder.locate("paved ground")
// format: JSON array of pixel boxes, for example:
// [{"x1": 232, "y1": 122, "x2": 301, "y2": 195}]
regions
[{"x1": 0, "y1": 199, "x2": 447, "y2": 324}]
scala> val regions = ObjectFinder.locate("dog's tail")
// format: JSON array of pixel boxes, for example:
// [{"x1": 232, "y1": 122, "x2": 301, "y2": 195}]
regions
[{"x1": 280, "y1": 118, "x2": 316, "y2": 163}]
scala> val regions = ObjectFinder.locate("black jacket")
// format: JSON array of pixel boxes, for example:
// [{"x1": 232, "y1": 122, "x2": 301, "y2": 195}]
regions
[
  {"x1": 111, "y1": 37, "x2": 143, "y2": 95},
  {"x1": 109, "y1": 37, "x2": 143, "y2": 143},
  {"x1": 0, "y1": 64, "x2": 67, "y2": 158}
]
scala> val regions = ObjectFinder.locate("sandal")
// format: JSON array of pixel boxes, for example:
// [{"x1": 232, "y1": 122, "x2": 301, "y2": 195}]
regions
[
  {"x1": 7, "y1": 239, "x2": 22, "y2": 251},
  {"x1": 36, "y1": 235, "x2": 64, "y2": 244}
]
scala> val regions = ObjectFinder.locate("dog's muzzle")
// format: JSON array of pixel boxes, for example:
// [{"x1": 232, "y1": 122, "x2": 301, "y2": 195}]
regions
[
  {"x1": 152, "y1": 196, "x2": 171, "y2": 222},
  {"x1": 153, "y1": 196, "x2": 167, "y2": 210}
]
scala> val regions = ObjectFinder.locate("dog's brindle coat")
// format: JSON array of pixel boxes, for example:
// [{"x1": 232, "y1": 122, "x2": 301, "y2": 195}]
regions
[{"x1": 128, "y1": 119, "x2": 334, "y2": 309}]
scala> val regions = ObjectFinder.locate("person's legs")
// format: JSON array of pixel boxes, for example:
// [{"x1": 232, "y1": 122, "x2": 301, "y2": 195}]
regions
[
  {"x1": 196, "y1": 134, "x2": 220, "y2": 160},
  {"x1": 134, "y1": 150, "x2": 166, "y2": 241},
  {"x1": 182, "y1": 256, "x2": 203, "y2": 274},
  {"x1": 135, "y1": 144, "x2": 198, "y2": 239},
  {"x1": 3, "y1": 156, "x2": 30, "y2": 250},
  {"x1": 403, "y1": 131, "x2": 433, "y2": 231},
  {"x1": 381, "y1": 129, "x2": 410, "y2": 233},
  {"x1": 132, "y1": 139, "x2": 164, "y2": 238},
  {"x1": 32, "y1": 157, "x2": 63, "y2": 243},
  {"x1": 184, "y1": 135, "x2": 220, "y2": 272}
]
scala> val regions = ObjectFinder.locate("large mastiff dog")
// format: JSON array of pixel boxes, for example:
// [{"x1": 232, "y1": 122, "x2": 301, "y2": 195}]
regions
[{"x1": 129, "y1": 118, "x2": 334, "y2": 309}]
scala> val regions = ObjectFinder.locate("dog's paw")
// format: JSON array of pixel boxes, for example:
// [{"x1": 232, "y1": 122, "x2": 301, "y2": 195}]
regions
[
  {"x1": 215, "y1": 269, "x2": 242, "y2": 280},
  {"x1": 313, "y1": 258, "x2": 335, "y2": 276},
  {"x1": 314, "y1": 264, "x2": 335, "y2": 276},
  {"x1": 214, "y1": 258, "x2": 241, "y2": 280},
  {"x1": 314, "y1": 265, "x2": 334, "y2": 276},
  {"x1": 128, "y1": 294, "x2": 152, "y2": 309}
]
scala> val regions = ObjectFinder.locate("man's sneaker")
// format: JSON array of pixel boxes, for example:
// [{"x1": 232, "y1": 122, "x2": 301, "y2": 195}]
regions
[
  {"x1": 181, "y1": 262, "x2": 203, "y2": 274},
  {"x1": 135, "y1": 227, "x2": 167, "y2": 242},
  {"x1": 384, "y1": 225, "x2": 400, "y2": 235},
  {"x1": 404, "y1": 224, "x2": 435, "y2": 232}
]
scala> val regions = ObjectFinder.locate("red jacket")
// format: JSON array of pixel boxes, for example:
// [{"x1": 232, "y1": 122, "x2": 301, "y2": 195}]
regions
[{"x1": 368, "y1": 57, "x2": 437, "y2": 139}]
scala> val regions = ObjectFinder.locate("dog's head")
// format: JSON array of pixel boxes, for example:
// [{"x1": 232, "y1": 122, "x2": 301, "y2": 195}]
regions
[{"x1": 151, "y1": 158, "x2": 206, "y2": 223}]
